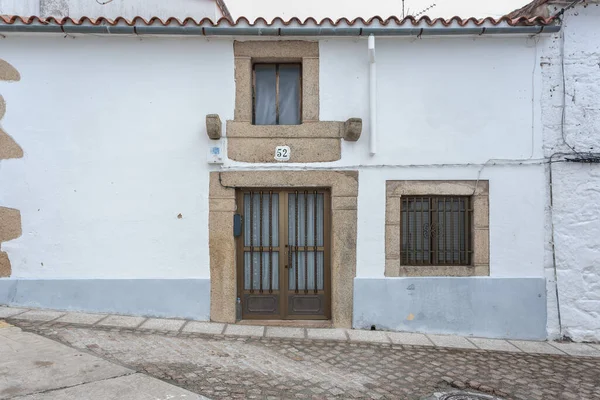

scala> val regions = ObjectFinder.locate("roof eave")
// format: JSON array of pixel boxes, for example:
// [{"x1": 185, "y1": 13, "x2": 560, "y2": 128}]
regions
[{"x1": 0, "y1": 21, "x2": 561, "y2": 37}]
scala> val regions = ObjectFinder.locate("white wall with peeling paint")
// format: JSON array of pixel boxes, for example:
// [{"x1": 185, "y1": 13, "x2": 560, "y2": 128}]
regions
[
  {"x1": 541, "y1": 2, "x2": 600, "y2": 342},
  {"x1": 0, "y1": 34, "x2": 546, "y2": 280}
]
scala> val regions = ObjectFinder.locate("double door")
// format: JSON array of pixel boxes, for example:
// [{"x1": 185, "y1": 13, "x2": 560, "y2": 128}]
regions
[{"x1": 236, "y1": 189, "x2": 330, "y2": 320}]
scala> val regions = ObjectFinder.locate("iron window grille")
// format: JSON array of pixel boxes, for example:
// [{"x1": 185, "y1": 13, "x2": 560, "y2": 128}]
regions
[
  {"x1": 400, "y1": 196, "x2": 473, "y2": 266},
  {"x1": 252, "y1": 63, "x2": 302, "y2": 125}
]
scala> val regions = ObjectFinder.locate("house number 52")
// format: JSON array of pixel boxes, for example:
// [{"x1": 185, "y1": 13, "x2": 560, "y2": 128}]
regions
[{"x1": 275, "y1": 146, "x2": 291, "y2": 161}]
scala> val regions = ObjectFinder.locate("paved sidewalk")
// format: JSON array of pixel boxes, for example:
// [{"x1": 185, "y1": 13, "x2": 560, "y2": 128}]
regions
[
  {"x1": 1, "y1": 306, "x2": 599, "y2": 357},
  {"x1": 3, "y1": 306, "x2": 600, "y2": 400},
  {"x1": 0, "y1": 319, "x2": 208, "y2": 399}
]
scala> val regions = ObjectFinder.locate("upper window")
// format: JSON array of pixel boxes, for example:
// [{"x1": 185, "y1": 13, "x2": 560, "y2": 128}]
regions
[
  {"x1": 401, "y1": 196, "x2": 472, "y2": 266},
  {"x1": 253, "y1": 63, "x2": 302, "y2": 126}
]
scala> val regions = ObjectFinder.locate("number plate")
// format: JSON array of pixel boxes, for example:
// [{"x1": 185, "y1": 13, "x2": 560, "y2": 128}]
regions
[{"x1": 274, "y1": 146, "x2": 291, "y2": 161}]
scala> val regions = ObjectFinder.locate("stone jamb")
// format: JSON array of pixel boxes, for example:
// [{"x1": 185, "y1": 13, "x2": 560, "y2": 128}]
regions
[
  {"x1": 385, "y1": 180, "x2": 490, "y2": 277},
  {"x1": 209, "y1": 170, "x2": 358, "y2": 328}
]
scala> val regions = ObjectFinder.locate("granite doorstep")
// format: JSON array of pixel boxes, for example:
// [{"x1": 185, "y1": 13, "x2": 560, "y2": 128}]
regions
[
  {"x1": 426, "y1": 334, "x2": 477, "y2": 349},
  {"x1": 182, "y1": 321, "x2": 225, "y2": 335},
  {"x1": 548, "y1": 342, "x2": 600, "y2": 357},
  {"x1": 387, "y1": 331, "x2": 434, "y2": 346},
  {"x1": 224, "y1": 324, "x2": 265, "y2": 337},
  {"x1": 139, "y1": 318, "x2": 186, "y2": 332},
  {"x1": 10, "y1": 310, "x2": 66, "y2": 322},
  {"x1": 0, "y1": 306, "x2": 28, "y2": 318},
  {"x1": 55, "y1": 312, "x2": 106, "y2": 325},
  {"x1": 346, "y1": 330, "x2": 391, "y2": 344},
  {"x1": 265, "y1": 327, "x2": 306, "y2": 339},
  {"x1": 306, "y1": 328, "x2": 348, "y2": 341},
  {"x1": 508, "y1": 340, "x2": 567, "y2": 355},
  {"x1": 96, "y1": 315, "x2": 147, "y2": 329},
  {"x1": 468, "y1": 337, "x2": 523, "y2": 353}
]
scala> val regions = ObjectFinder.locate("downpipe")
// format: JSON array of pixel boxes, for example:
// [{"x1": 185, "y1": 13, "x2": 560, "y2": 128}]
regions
[{"x1": 368, "y1": 34, "x2": 377, "y2": 156}]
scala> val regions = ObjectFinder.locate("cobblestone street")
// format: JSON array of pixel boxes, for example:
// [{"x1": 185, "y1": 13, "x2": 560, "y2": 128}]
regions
[{"x1": 8, "y1": 318, "x2": 600, "y2": 400}]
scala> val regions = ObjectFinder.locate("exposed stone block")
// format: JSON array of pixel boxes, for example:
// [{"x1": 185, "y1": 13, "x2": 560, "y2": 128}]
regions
[
  {"x1": 343, "y1": 118, "x2": 362, "y2": 142},
  {"x1": 206, "y1": 114, "x2": 222, "y2": 140}
]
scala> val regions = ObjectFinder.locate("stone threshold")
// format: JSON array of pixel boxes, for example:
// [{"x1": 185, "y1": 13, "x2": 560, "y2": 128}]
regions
[
  {"x1": 237, "y1": 319, "x2": 333, "y2": 328},
  {"x1": 2, "y1": 305, "x2": 599, "y2": 358}
]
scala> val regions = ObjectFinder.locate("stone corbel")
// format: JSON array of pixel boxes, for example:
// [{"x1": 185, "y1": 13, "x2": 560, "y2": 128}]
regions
[
  {"x1": 343, "y1": 118, "x2": 362, "y2": 142},
  {"x1": 206, "y1": 114, "x2": 222, "y2": 140}
]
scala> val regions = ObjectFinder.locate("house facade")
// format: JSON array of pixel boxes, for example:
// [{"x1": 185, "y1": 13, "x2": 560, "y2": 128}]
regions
[{"x1": 0, "y1": 0, "x2": 598, "y2": 341}]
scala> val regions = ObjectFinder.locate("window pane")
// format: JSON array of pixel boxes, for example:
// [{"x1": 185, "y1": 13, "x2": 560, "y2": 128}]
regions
[
  {"x1": 288, "y1": 192, "x2": 324, "y2": 247},
  {"x1": 289, "y1": 251, "x2": 324, "y2": 291},
  {"x1": 278, "y1": 64, "x2": 301, "y2": 125},
  {"x1": 244, "y1": 192, "x2": 279, "y2": 247},
  {"x1": 244, "y1": 251, "x2": 279, "y2": 290},
  {"x1": 254, "y1": 65, "x2": 277, "y2": 125}
]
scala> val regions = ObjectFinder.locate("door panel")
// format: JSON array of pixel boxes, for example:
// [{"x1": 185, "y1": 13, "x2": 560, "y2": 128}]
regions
[
  {"x1": 238, "y1": 189, "x2": 330, "y2": 320},
  {"x1": 239, "y1": 191, "x2": 281, "y2": 318},
  {"x1": 286, "y1": 191, "x2": 328, "y2": 318}
]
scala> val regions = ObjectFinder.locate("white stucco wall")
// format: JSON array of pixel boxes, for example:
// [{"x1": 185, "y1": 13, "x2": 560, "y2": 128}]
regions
[
  {"x1": 327, "y1": 37, "x2": 545, "y2": 279},
  {"x1": 224, "y1": 36, "x2": 547, "y2": 280},
  {"x1": 1, "y1": 34, "x2": 546, "y2": 301},
  {"x1": 0, "y1": 35, "x2": 234, "y2": 279},
  {"x1": 0, "y1": 0, "x2": 217, "y2": 19},
  {"x1": 541, "y1": 3, "x2": 600, "y2": 342}
]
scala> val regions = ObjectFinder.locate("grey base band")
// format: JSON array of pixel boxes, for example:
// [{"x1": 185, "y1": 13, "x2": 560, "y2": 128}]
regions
[
  {"x1": 353, "y1": 277, "x2": 547, "y2": 340},
  {"x1": 0, "y1": 279, "x2": 210, "y2": 320}
]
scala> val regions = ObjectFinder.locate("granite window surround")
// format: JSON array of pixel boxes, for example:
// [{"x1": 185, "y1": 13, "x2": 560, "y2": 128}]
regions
[
  {"x1": 385, "y1": 180, "x2": 490, "y2": 277},
  {"x1": 229, "y1": 40, "x2": 360, "y2": 163}
]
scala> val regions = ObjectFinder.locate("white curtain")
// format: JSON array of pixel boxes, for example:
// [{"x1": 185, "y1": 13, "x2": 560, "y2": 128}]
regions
[
  {"x1": 289, "y1": 252, "x2": 324, "y2": 291},
  {"x1": 243, "y1": 193, "x2": 280, "y2": 291},
  {"x1": 278, "y1": 64, "x2": 301, "y2": 125},
  {"x1": 244, "y1": 193, "x2": 279, "y2": 247},
  {"x1": 254, "y1": 64, "x2": 300, "y2": 125},
  {"x1": 254, "y1": 64, "x2": 277, "y2": 125},
  {"x1": 288, "y1": 193, "x2": 324, "y2": 291},
  {"x1": 244, "y1": 252, "x2": 279, "y2": 291}
]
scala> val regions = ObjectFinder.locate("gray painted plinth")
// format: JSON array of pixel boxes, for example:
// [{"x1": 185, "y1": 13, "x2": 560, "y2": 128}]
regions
[
  {"x1": 0, "y1": 279, "x2": 210, "y2": 321},
  {"x1": 353, "y1": 277, "x2": 547, "y2": 340}
]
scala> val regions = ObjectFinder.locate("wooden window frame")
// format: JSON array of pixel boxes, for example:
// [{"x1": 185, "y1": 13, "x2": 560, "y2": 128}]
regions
[{"x1": 252, "y1": 62, "x2": 303, "y2": 126}]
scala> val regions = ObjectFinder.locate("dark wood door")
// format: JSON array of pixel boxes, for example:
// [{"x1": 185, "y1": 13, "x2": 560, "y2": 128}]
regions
[{"x1": 237, "y1": 189, "x2": 330, "y2": 320}]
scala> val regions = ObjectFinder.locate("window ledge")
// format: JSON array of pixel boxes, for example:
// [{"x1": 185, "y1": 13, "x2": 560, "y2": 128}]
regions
[
  {"x1": 226, "y1": 120, "x2": 343, "y2": 139},
  {"x1": 385, "y1": 263, "x2": 490, "y2": 277},
  {"x1": 226, "y1": 120, "x2": 362, "y2": 163}
]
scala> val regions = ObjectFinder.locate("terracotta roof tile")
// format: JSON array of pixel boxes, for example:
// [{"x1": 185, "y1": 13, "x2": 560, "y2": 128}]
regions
[{"x1": 0, "y1": 15, "x2": 556, "y2": 28}]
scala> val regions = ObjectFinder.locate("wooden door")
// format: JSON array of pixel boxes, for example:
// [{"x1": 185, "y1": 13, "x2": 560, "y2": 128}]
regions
[{"x1": 237, "y1": 189, "x2": 330, "y2": 320}]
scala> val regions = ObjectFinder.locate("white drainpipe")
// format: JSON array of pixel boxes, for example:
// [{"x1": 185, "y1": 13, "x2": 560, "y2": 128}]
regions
[{"x1": 368, "y1": 34, "x2": 377, "y2": 156}]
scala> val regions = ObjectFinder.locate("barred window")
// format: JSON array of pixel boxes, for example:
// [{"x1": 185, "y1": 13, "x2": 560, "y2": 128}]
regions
[{"x1": 401, "y1": 196, "x2": 472, "y2": 266}]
